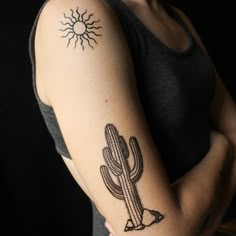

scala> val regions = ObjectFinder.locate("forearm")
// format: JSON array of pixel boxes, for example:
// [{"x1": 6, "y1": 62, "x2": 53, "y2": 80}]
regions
[
  {"x1": 172, "y1": 132, "x2": 234, "y2": 235},
  {"x1": 200, "y1": 161, "x2": 236, "y2": 236},
  {"x1": 104, "y1": 131, "x2": 233, "y2": 236},
  {"x1": 223, "y1": 132, "x2": 236, "y2": 192},
  {"x1": 200, "y1": 135, "x2": 236, "y2": 235}
]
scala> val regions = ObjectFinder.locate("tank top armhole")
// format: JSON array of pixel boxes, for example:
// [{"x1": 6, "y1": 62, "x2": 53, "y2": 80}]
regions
[{"x1": 28, "y1": 0, "x2": 52, "y2": 108}]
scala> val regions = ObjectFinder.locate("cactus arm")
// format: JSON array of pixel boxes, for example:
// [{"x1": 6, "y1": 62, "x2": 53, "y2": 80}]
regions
[
  {"x1": 119, "y1": 135, "x2": 129, "y2": 159},
  {"x1": 129, "y1": 137, "x2": 143, "y2": 183},
  {"x1": 103, "y1": 147, "x2": 122, "y2": 176},
  {"x1": 105, "y1": 124, "x2": 129, "y2": 165},
  {"x1": 100, "y1": 165, "x2": 124, "y2": 200}
]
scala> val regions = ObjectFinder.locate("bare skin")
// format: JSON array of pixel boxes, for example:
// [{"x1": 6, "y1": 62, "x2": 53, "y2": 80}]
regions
[{"x1": 34, "y1": 0, "x2": 236, "y2": 235}]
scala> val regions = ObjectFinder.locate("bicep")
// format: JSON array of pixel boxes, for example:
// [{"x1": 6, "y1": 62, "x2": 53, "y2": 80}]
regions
[{"x1": 38, "y1": 1, "x2": 183, "y2": 235}]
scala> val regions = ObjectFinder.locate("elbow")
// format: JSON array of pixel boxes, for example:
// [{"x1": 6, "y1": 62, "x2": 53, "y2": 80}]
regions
[
  {"x1": 155, "y1": 217, "x2": 203, "y2": 236},
  {"x1": 108, "y1": 210, "x2": 204, "y2": 236},
  {"x1": 172, "y1": 208, "x2": 204, "y2": 236},
  {"x1": 163, "y1": 213, "x2": 207, "y2": 236}
]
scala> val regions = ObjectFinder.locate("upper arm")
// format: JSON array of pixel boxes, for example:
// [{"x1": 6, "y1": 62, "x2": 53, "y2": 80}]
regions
[
  {"x1": 36, "y1": 0, "x2": 183, "y2": 235},
  {"x1": 173, "y1": 6, "x2": 236, "y2": 136}
]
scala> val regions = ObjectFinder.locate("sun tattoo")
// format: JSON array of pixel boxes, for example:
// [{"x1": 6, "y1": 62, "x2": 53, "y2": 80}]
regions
[{"x1": 59, "y1": 7, "x2": 103, "y2": 50}]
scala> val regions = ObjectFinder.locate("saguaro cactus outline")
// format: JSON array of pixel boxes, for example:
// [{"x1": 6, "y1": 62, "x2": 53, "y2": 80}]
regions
[{"x1": 100, "y1": 123, "x2": 164, "y2": 232}]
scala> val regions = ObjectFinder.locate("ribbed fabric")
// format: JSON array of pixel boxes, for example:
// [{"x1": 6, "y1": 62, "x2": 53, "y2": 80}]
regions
[
  {"x1": 29, "y1": 0, "x2": 71, "y2": 158},
  {"x1": 29, "y1": 1, "x2": 233, "y2": 235}
]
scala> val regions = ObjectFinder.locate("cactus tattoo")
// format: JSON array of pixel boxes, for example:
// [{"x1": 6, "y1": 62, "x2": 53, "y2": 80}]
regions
[{"x1": 100, "y1": 123, "x2": 164, "y2": 232}]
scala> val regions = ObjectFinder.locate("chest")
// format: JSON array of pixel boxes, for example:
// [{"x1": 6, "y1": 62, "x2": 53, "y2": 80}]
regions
[{"x1": 135, "y1": 45, "x2": 216, "y2": 130}]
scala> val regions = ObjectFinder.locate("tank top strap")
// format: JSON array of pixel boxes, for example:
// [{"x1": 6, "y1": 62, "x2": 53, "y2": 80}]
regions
[
  {"x1": 160, "y1": 1, "x2": 195, "y2": 45},
  {"x1": 103, "y1": 0, "x2": 145, "y2": 60}
]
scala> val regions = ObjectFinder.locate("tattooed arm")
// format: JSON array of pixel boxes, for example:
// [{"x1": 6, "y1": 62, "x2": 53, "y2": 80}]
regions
[{"x1": 35, "y1": 0, "x2": 234, "y2": 235}]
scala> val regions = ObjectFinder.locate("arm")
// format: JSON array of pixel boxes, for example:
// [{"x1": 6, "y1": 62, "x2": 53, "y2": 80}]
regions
[
  {"x1": 37, "y1": 1, "x2": 233, "y2": 235},
  {"x1": 172, "y1": 6, "x2": 236, "y2": 152},
  {"x1": 173, "y1": 6, "x2": 236, "y2": 235},
  {"x1": 201, "y1": 74, "x2": 236, "y2": 236}
]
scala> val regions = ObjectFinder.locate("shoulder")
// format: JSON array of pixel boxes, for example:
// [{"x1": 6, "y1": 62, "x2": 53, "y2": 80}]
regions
[
  {"x1": 34, "y1": 0, "x2": 135, "y2": 106},
  {"x1": 35, "y1": 0, "x2": 129, "y2": 53},
  {"x1": 34, "y1": 0, "x2": 133, "y2": 80},
  {"x1": 38, "y1": 0, "x2": 116, "y2": 26}
]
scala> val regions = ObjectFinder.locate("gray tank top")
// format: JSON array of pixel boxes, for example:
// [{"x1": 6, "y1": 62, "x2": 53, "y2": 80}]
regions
[{"x1": 29, "y1": 0, "x2": 216, "y2": 182}]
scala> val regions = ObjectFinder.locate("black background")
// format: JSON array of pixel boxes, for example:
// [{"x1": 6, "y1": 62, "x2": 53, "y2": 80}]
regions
[{"x1": 3, "y1": 0, "x2": 236, "y2": 235}]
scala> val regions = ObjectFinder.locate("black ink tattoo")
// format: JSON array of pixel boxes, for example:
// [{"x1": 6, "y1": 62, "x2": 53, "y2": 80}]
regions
[
  {"x1": 59, "y1": 7, "x2": 102, "y2": 50},
  {"x1": 100, "y1": 124, "x2": 164, "y2": 232}
]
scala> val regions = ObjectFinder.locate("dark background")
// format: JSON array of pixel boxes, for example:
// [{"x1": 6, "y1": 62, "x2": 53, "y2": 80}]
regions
[{"x1": 3, "y1": 0, "x2": 235, "y2": 235}]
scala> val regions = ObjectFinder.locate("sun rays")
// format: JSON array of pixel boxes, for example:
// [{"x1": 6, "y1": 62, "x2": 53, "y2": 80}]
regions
[{"x1": 59, "y1": 7, "x2": 103, "y2": 51}]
